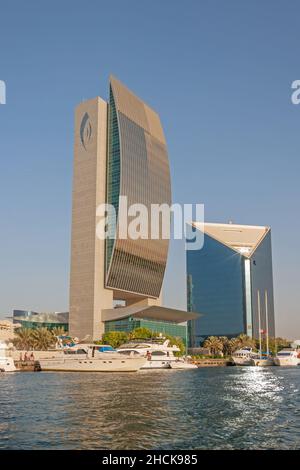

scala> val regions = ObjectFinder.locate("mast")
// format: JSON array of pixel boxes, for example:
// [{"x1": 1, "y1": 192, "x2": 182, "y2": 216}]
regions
[
  {"x1": 265, "y1": 290, "x2": 269, "y2": 356},
  {"x1": 258, "y1": 290, "x2": 262, "y2": 359}
]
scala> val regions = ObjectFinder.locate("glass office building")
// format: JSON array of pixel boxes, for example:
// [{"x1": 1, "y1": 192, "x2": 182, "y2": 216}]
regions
[
  {"x1": 187, "y1": 223, "x2": 275, "y2": 347},
  {"x1": 12, "y1": 310, "x2": 69, "y2": 331}
]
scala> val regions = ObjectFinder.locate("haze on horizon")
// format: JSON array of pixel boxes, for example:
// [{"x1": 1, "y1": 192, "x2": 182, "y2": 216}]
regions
[{"x1": 0, "y1": 0, "x2": 299, "y2": 339}]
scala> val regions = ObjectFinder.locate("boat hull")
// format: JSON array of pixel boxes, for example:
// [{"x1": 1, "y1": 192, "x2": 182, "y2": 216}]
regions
[
  {"x1": 141, "y1": 360, "x2": 171, "y2": 369},
  {"x1": 170, "y1": 362, "x2": 198, "y2": 369},
  {"x1": 251, "y1": 358, "x2": 275, "y2": 367},
  {"x1": 274, "y1": 358, "x2": 300, "y2": 366},
  {"x1": 232, "y1": 358, "x2": 254, "y2": 366},
  {"x1": 0, "y1": 357, "x2": 17, "y2": 372},
  {"x1": 141, "y1": 359, "x2": 198, "y2": 370},
  {"x1": 39, "y1": 356, "x2": 145, "y2": 372}
]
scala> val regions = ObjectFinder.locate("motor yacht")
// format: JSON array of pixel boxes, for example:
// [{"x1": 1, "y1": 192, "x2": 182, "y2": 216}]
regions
[
  {"x1": 38, "y1": 343, "x2": 145, "y2": 372},
  {"x1": 232, "y1": 348, "x2": 259, "y2": 366},
  {"x1": 274, "y1": 349, "x2": 300, "y2": 366},
  {"x1": 0, "y1": 341, "x2": 17, "y2": 372},
  {"x1": 169, "y1": 358, "x2": 198, "y2": 369},
  {"x1": 117, "y1": 339, "x2": 196, "y2": 369}
]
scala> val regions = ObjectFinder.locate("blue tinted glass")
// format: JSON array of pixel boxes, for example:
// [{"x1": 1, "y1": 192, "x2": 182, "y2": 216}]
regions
[{"x1": 187, "y1": 233, "x2": 246, "y2": 346}]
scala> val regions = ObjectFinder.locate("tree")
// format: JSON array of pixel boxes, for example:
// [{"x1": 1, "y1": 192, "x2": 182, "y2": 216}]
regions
[
  {"x1": 31, "y1": 328, "x2": 56, "y2": 350},
  {"x1": 129, "y1": 327, "x2": 154, "y2": 340},
  {"x1": 219, "y1": 336, "x2": 241, "y2": 356},
  {"x1": 51, "y1": 326, "x2": 67, "y2": 338},
  {"x1": 203, "y1": 336, "x2": 223, "y2": 356},
  {"x1": 237, "y1": 334, "x2": 256, "y2": 350},
  {"x1": 259, "y1": 337, "x2": 291, "y2": 356},
  {"x1": 228, "y1": 337, "x2": 240, "y2": 355},
  {"x1": 101, "y1": 331, "x2": 129, "y2": 348},
  {"x1": 12, "y1": 328, "x2": 34, "y2": 350},
  {"x1": 219, "y1": 336, "x2": 231, "y2": 356}
]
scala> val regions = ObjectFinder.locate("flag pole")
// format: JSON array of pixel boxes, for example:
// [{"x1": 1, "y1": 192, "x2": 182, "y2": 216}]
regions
[
  {"x1": 258, "y1": 290, "x2": 262, "y2": 359},
  {"x1": 265, "y1": 290, "x2": 269, "y2": 357}
]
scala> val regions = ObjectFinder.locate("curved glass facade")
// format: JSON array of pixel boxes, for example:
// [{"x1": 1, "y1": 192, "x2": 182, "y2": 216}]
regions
[
  {"x1": 105, "y1": 77, "x2": 171, "y2": 298},
  {"x1": 106, "y1": 87, "x2": 121, "y2": 271}
]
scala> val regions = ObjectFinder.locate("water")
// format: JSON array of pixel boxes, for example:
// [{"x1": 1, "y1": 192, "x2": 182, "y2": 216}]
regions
[{"x1": 0, "y1": 367, "x2": 299, "y2": 449}]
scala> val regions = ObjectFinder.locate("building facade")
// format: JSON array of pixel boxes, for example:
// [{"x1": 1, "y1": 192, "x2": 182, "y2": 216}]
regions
[
  {"x1": 12, "y1": 310, "x2": 69, "y2": 331},
  {"x1": 69, "y1": 76, "x2": 197, "y2": 340},
  {"x1": 104, "y1": 318, "x2": 187, "y2": 345},
  {"x1": 187, "y1": 223, "x2": 275, "y2": 347}
]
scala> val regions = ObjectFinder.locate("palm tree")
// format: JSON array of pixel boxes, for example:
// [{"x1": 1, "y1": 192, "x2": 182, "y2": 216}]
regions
[
  {"x1": 237, "y1": 334, "x2": 256, "y2": 350},
  {"x1": 51, "y1": 327, "x2": 67, "y2": 338},
  {"x1": 228, "y1": 337, "x2": 240, "y2": 355},
  {"x1": 31, "y1": 328, "x2": 55, "y2": 350},
  {"x1": 219, "y1": 336, "x2": 230, "y2": 356},
  {"x1": 12, "y1": 328, "x2": 34, "y2": 350},
  {"x1": 50, "y1": 327, "x2": 67, "y2": 349},
  {"x1": 203, "y1": 336, "x2": 223, "y2": 356}
]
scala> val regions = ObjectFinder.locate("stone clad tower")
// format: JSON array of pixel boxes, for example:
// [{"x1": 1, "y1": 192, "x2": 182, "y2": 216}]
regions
[{"x1": 69, "y1": 76, "x2": 173, "y2": 340}]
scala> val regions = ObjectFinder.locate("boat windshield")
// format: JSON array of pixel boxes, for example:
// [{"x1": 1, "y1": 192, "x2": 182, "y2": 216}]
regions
[
  {"x1": 95, "y1": 346, "x2": 116, "y2": 353},
  {"x1": 151, "y1": 350, "x2": 167, "y2": 356},
  {"x1": 118, "y1": 343, "x2": 151, "y2": 349},
  {"x1": 117, "y1": 350, "x2": 140, "y2": 356},
  {"x1": 277, "y1": 352, "x2": 292, "y2": 356},
  {"x1": 64, "y1": 348, "x2": 87, "y2": 355},
  {"x1": 233, "y1": 351, "x2": 250, "y2": 356}
]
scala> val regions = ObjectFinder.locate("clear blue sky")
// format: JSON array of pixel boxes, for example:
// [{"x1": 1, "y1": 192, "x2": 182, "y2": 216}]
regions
[{"x1": 0, "y1": 0, "x2": 299, "y2": 338}]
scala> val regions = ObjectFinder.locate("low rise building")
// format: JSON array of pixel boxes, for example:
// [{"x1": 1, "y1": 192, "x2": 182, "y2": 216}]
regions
[{"x1": 12, "y1": 310, "x2": 69, "y2": 331}]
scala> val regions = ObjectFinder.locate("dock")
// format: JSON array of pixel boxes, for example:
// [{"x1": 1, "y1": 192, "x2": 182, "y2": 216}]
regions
[
  {"x1": 193, "y1": 358, "x2": 235, "y2": 367},
  {"x1": 14, "y1": 361, "x2": 41, "y2": 372}
]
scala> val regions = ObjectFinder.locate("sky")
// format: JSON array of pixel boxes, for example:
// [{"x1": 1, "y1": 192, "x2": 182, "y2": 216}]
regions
[{"x1": 0, "y1": 0, "x2": 299, "y2": 338}]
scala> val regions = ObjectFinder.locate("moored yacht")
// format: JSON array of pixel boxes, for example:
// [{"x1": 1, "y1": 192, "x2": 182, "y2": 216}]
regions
[
  {"x1": 274, "y1": 349, "x2": 300, "y2": 366},
  {"x1": 169, "y1": 358, "x2": 198, "y2": 369},
  {"x1": 117, "y1": 339, "x2": 196, "y2": 369},
  {"x1": 38, "y1": 344, "x2": 145, "y2": 372},
  {"x1": 251, "y1": 356, "x2": 275, "y2": 367},
  {"x1": 232, "y1": 348, "x2": 259, "y2": 366},
  {"x1": 0, "y1": 341, "x2": 17, "y2": 372}
]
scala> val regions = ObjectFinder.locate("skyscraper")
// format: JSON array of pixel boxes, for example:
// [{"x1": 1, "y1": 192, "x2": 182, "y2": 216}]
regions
[
  {"x1": 187, "y1": 222, "x2": 275, "y2": 347},
  {"x1": 69, "y1": 76, "x2": 197, "y2": 340}
]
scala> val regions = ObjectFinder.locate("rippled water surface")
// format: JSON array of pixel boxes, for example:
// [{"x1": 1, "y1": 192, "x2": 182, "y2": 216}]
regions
[{"x1": 0, "y1": 367, "x2": 300, "y2": 449}]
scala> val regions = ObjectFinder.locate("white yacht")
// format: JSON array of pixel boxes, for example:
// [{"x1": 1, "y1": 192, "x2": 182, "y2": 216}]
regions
[
  {"x1": 0, "y1": 341, "x2": 17, "y2": 372},
  {"x1": 232, "y1": 348, "x2": 259, "y2": 366},
  {"x1": 274, "y1": 349, "x2": 300, "y2": 367},
  {"x1": 38, "y1": 344, "x2": 145, "y2": 372},
  {"x1": 169, "y1": 358, "x2": 198, "y2": 369},
  {"x1": 117, "y1": 339, "x2": 197, "y2": 369},
  {"x1": 251, "y1": 356, "x2": 275, "y2": 367}
]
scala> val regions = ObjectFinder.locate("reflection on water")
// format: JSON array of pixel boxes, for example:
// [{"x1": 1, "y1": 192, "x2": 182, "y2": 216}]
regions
[{"x1": 0, "y1": 367, "x2": 300, "y2": 449}]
